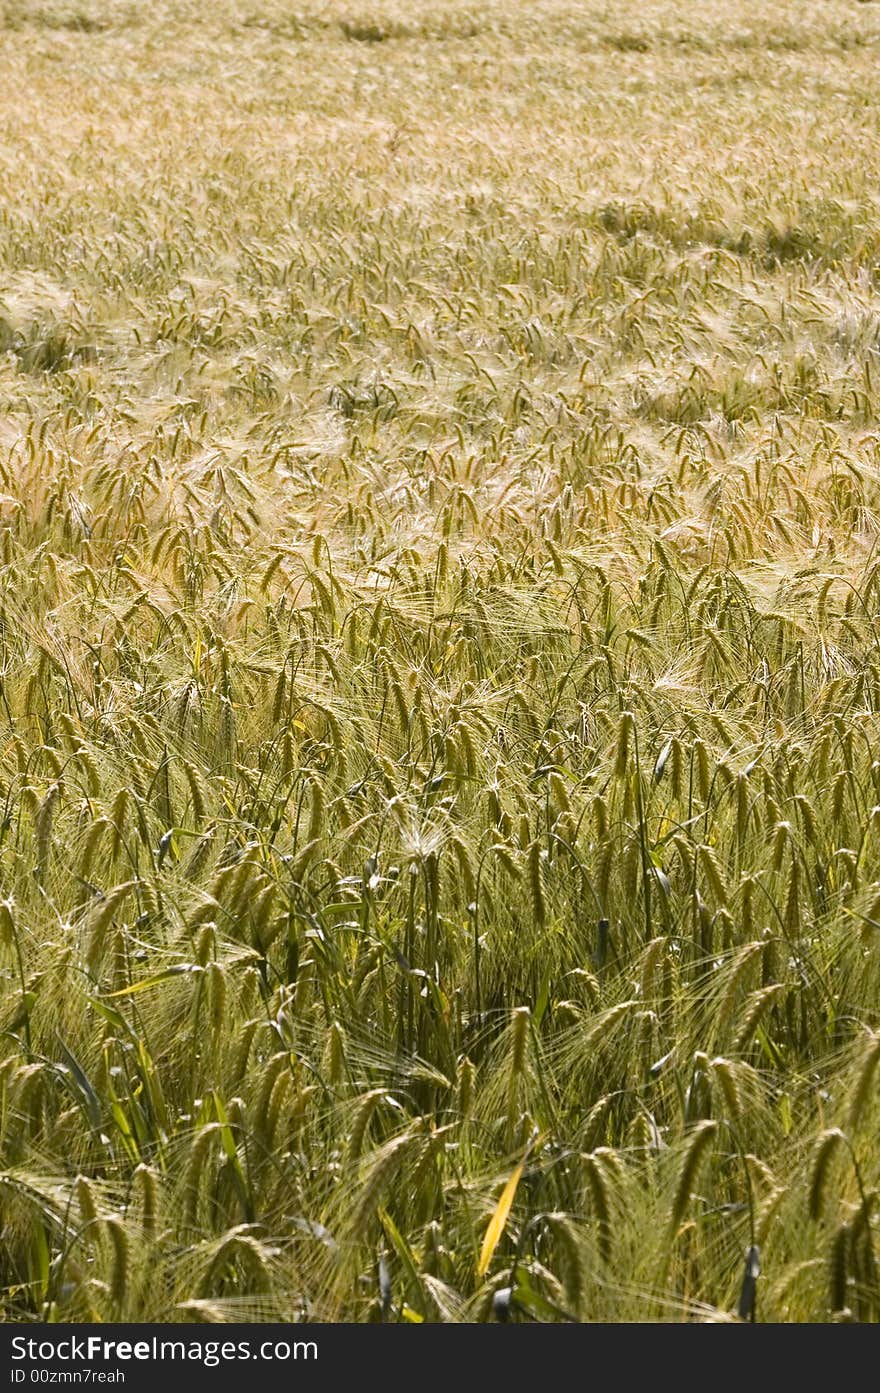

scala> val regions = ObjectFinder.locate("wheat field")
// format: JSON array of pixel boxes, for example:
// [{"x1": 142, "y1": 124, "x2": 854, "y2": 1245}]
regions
[{"x1": 1, "y1": 0, "x2": 880, "y2": 1323}]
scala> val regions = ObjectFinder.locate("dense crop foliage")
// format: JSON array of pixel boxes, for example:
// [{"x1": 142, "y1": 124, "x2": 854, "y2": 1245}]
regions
[{"x1": 1, "y1": 0, "x2": 880, "y2": 1322}]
